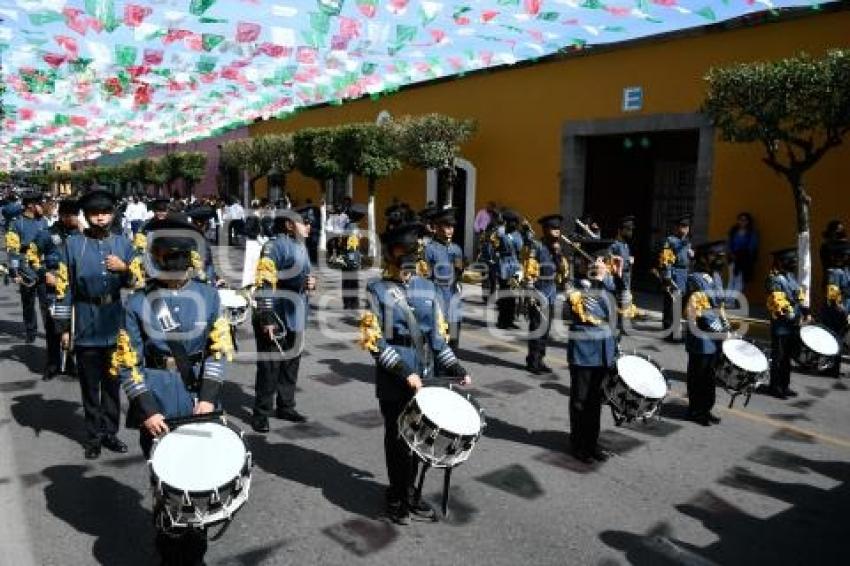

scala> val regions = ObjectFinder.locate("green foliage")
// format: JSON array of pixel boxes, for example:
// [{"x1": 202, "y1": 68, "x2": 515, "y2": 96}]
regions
[
  {"x1": 179, "y1": 151, "x2": 208, "y2": 187},
  {"x1": 397, "y1": 113, "x2": 476, "y2": 171},
  {"x1": 333, "y1": 123, "x2": 402, "y2": 192},
  {"x1": 156, "y1": 153, "x2": 184, "y2": 190},
  {"x1": 294, "y1": 127, "x2": 343, "y2": 182},
  {"x1": 220, "y1": 134, "x2": 294, "y2": 180}
]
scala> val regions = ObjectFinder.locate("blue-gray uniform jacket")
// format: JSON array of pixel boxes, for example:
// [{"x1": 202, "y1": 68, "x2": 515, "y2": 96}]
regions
[
  {"x1": 659, "y1": 235, "x2": 690, "y2": 291},
  {"x1": 112, "y1": 281, "x2": 232, "y2": 421},
  {"x1": 5, "y1": 215, "x2": 49, "y2": 280},
  {"x1": 424, "y1": 237, "x2": 463, "y2": 323},
  {"x1": 765, "y1": 270, "x2": 806, "y2": 337},
  {"x1": 529, "y1": 239, "x2": 569, "y2": 304},
  {"x1": 254, "y1": 234, "x2": 311, "y2": 332},
  {"x1": 1, "y1": 201, "x2": 22, "y2": 225},
  {"x1": 193, "y1": 243, "x2": 218, "y2": 285},
  {"x1": 361, "y1": 276, "x2": 466, "y2": 401},
  {"x1": 684, "y1": 270, "x2": 730, "y2": 355},
  {"x1": 496, "y1": 229, "x2": 523, "y2": 281},
  {"x1": 566, "y1": 277, "x2": 617, "y2": 368},
  {"x1": 42, "y1": 225, "x2": 79, "y2": 302},
  {"x1": 341, "y1": 228, "x2": 362, "y2": 271},
  {"x1": 822, "y1": 267, "x2": 850, "y2": 334},
  {"x1": 53, "y1": 232, "x2": 136, "y2": 347},
  {"x1": 609, "y1": 239, "x2": 632, "y2": 291}
]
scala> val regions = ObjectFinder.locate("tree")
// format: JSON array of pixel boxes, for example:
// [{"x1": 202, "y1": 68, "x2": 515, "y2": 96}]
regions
[
  {"x1": 179, "y1": 151, "x2": 208, "y2": 198},
  {"x1": 293, "y1": 127, "x2": 344, "y2": 193},
  {"x1": 156, "y1": 153, "x2": 184, "y2": 196},
  {"x1": 220, "y1": 135, "x2": 294, "y2": 202},
  {"x1": 398, "y1": 113, "x2": 476, "y2": 207},
  {"x1": 335, "y1": 122, "x2": 403, "y2": 259},
  {"x1": 703, "y1": 49, "x2": 850, "y2": 302}
]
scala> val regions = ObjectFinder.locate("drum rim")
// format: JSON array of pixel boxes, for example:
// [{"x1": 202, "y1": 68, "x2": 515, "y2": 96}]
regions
[
  {"x1": 402, "y1": 401, "x2": 482, "y2": 442},
  {"x1": 614, "y1": 353, "x2": 667, "y2": 401},
  {"x1": 799, "y1": 324, "x2": 841, "y2": 355},
  {"x1": 721, "y1": 337, "x2": 769, "y2": 375},
  {"x1": 411, "y1": 387, "x2": 483, "y2": 438}
]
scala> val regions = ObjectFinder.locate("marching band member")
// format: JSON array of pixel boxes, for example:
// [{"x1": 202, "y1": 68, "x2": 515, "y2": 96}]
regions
[
  {"x1": 341, "y1": 208, "x2": 365, "y2": 310},
  {"x1": 495, "y1": 211, "x2": 523, "y2": 329},
  {"x1": 821, "y1": 241, "x2": 850, "y2": 377},
  {"x1": 424, "y1": 207, "x2": 464, "y2": 349},
  {"x1": 684, "y1": 241, "x2": 731, "y2": 426},
  {"x1": 765, "y1": 248, "x2": 808, "y2": 398},
  {"x1": 5, "y1": 191, "x2": 49, "y2": 344},
  {"x1": 186, "y1": 205, "x2": 223, "y2": 286},
  {"x1": 359, "y1": 223, "x2": 471, "y2": 525},
  {"x1": 111, "y1": 216, "x2": 233, "y2": 566},
  {"x1": 658, "y1": 214, "x2": 693, "y2": 342},
  {"x1": 609, "y1": 216, "x2": 637, "y2": 329},
  {"x1": 567, "y1": 239, "x2": 616, "y2": 463},
  {"x1": 525, "y1": 214, "x2": 569, "y2": 374},
  {"x1": 251, "y1": 207, "x2": 316, "y2": 433},
  {"x1": 54, "y1": 190, "x2": 137, "y2": 459}
]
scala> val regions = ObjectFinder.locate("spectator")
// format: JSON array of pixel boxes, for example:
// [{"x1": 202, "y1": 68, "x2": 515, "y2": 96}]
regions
[
  {"x1": 225, "y1": 197, "x2": 246, "y2": 246},
  {"x1": 474, "y1": 201, "x2": 496, "y2": 235},
  {"x1": 820, "y1": 219, "x2": 848, "y2": 280},
  {"x1": 727, "y1": 212, "x2": 759, "y2": 295}
]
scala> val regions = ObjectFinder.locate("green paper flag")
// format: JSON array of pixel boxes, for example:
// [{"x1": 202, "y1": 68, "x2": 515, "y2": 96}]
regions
[
  {"x1": 190, "y1": 0, "x2": 218, "y2": 17},
  {"x1": 28, "y1": 11, "x2": 65, "y2": 26},
  {"x1": 196, "y1": 55, "x2": 217, "y2": 74},
  {"x1": 115, "y1": 45, "x2": 137, "y2": 67},
  {"x1": 202, "y1": 33, "x2": 225, "y2": 52},
  {"x1": 696, "y1": 6, "x2": 717, "y2": 21},
  {"x1": 309, "y1": 11, "x2": 331, "y2": 35}
]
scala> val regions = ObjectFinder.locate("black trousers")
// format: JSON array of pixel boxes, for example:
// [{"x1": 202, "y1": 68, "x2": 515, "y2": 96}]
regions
[
  {"x1": 253, "y1": 323, "x2": 302, "y2": 416},
  {"x1": 341, "y1": 271, "x2": 360, "y2": 309},
  {"x1": 569, "y1": 366, "x2": 606, "y2": 455},
  {"x1": 379, "y1": 397, "x2": 418, "y2": 504},
  {"x1": 527, "y1": 302, "x2": 553, "y2": 367},
  {"x1": 20, "y1": 282, "x2": 50, "y2": 341},
  {"x1": 76, "y1": 346, "x2": 120, "y2": 443},
  {"x1": 44, "y1": 298, "x2": 62, "y2": 372},
  {"x1": 662, "y1": 289, "x2": 682, "y2": 340},
  {"x1": 496, "y1": 280, "x2": 516, "y2": 326},
  {"x1": 687, "y1": 352, "x2": 718, "y2": 416},
  {"x1": 228, "y1": 219, "x2": 244, "y2": 246},
  {"x1": 770, "y1": 333, "x2": 796, "y2": 391}
]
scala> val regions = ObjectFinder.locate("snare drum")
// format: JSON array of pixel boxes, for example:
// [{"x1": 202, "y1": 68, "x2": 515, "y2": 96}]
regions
[
  {"x1": 218, "y1": 289, "x2": 249, "y2": 327},
  {"x1": 603, "y1": 355, "x2": 667, "y2": 424},
  {"x1": 398, "y1": 387, "x2": 484, "y2": 468},
  {"x1": 149, "y1": 419, "x2": 252, "y2": 530},
  {"x1": 796, "y1": 324, "x2": 840, "y2": 372},
  {"x1": 716, "y1": 339, "x2": 769, "y2": 393}
]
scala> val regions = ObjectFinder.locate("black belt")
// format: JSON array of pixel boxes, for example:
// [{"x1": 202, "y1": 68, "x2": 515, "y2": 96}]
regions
[
  {"x1": 77, "y1": 294, "x2": 120, "y2": 306},
  {"x1": 387, "y1": 336, "x2": 413, "y2": 347},
  {"x1": 145, "y1": 351, "x2": 204, "y2": 370}
]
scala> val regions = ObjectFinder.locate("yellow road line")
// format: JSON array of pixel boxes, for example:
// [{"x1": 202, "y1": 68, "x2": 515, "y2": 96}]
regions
[{"x1": 462, "y1": 326, "x2": 850, "y2": 451}]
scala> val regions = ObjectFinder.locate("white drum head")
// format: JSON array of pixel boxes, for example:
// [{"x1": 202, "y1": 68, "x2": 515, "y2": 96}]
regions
[
  {"x1": 415, "y1": 387, "x2": 481, "y2": 436},
  {"x1": 723, "y1": 339, "x2": 769, "y2": 373},
  {"x1": 800, "y1": 325, "x2": 840, "y2": 356},
  {"x1": 152, "y1": 423, "x2": 246, "y2": 492},
  {"x1": 218, "y1": 289, "x2": 248, "y2": 309},
  {"x1": 617, "y1": 356, "x2": 667, "y2": 399}
]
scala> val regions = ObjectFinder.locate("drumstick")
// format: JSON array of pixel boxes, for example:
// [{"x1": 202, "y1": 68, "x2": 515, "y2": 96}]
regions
[{"x1": 560, "y1": 235, "x2": 595, "y2": 262}]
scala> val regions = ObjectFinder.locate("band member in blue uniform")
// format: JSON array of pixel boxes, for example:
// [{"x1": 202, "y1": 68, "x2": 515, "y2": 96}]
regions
[
  {"x1": 5, "y1": 191, "x2": 49, "y2": 344},
  {"x1": 821, "y1": 241, "x2": 850, "y2": 377},
  {"x1": 111, "y1": 216, "x2": 233, "y2": 566},
  {"x1": 54, "y1": 190, "x2": 136, "y2": 459},
  {"x1": 341, "y1": 207, "x2": 365, "y2": 310},
  {"x1": 251, "y1": 208, "x2": 317, "y2": 432},
  {"x1": 496, "y1": 211, "x2": 523, "y2": 329},
  {"x1": 610, "y1": 216, "x2": 637, "y2": 330},
  {"x1": 424, "y1": 207, "x2": 464, "y2": 349},
  {"x1": 359, "y1": 222, "x2": 471, "y2": 524},
  {"x1": 765, "y1": 248, "x2": 808, "y2": 399},
  {"x1": 525, "y1": 214, "x2": 570, "y2": 374},
  {"x1": 567, "y1": 239, "x2": 616, "y2": 463},
  {"x1": 658, "y1": 214, "x2": 693, "y2": 341},
  {"x1": 477, "y1": 211, "x2": 502, "y2": 304},
  {"x1": 186, "y1": 205, "x2": 222, "y2": 286},
  {"x1": 41, "y1": 199, "x2": 81, "y2": 379},
  {"x1": 684, "y1": 241, "x2": 730, "y2": 426}
]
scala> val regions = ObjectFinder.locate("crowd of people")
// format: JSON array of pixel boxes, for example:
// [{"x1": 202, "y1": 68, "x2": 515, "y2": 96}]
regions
[{"x1": 0, "y1": 181, "x2": 847, "y2": 563}]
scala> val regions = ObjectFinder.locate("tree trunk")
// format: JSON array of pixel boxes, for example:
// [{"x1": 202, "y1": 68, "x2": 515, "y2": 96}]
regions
[
  {"x1": 442, "y1": 166, "x2": 456, "y2": 208},
  {"x1": 367, "y1": 179, "x2": 378, "y2": 261},
  {"x1": 790, "y1": 176, "x2": 812, "y2": 306}
]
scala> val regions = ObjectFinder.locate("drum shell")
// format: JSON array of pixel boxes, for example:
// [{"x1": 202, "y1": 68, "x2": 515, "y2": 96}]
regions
[
  {"x1": 398, "y1": 393, "x2": 482, "y2": 469},
  {"x1": 603, "y1": 356, "x2": 666, "y2": 422},
  {"x1": 716, "y1": 340, "x2": 768, "y2": 392},
  {"x1": 795, "y1": 325, "x2": 841, "y2": 371}
]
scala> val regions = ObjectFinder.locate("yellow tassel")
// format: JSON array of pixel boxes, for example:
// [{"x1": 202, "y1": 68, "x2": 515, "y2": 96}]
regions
[
  {"x1": 569, "y1": 291, "x2": 601, "y2": 325},
  {"x1": 55, "y1": 263, "x2": 69, "y2": 299},
  {"x1": 255, "y1": 257, "x2": 277, "y2": 289},
  {"x1": 133, "y1": 232, "x2": 146, "y2": 252},
  {"x1": 346, "y1": 234, "x2": 359, "y2": 251},
  {"x1": 382, "y1": 263, "x2": 402, "y2": 280},
  {"x1": 190, "y1": 250, "x2": 205, "y2": 280},
  {"x1": 208, "y1": 317, "x2": 234, "y2": 362},
  {"x1": 358, "y1": 311, "x2": 382, "y2": 352},
  {"x1": 523, "y1": 256, "x2": 540, "y2": 279},
  {"x1": 618, "y1": 303, "x2": 638, "y2": 319},
  {"x1": 688, "y1": 291, "x2": 711, "y2": 318},
  {"x1": 109, "y1": 330, "x2": 143, "y2": 384},
  {"x1": 555, "y1": 257, "x2": 570, "y2": 286},
  {"x1": 658, "y1": 247, "x2": 675, "y2": 268},
  {"x1": 416, "y1": 260, "x2": 430, "y2": 277},
  {"x1": 25, "y1": 242, "x2": 41, "y2": 269},
  {"x1": 5, "y1": 231, "x2": 20, "y2": 253},
  {"x1": 766, "y1": 291, "x2": 792, "y2": 319},
  {"x1": 827, "y1": 284, "x2": 842, "y2": 304},
  {"x1": 489, "y1": 231, "x2": 500, "y2": 250},
  {"x1": 128, "y1": 256, "x2": 145, "y2": 289},
  {"x1": 436, "y1": 308, "x2": 450, "y2": 341}
]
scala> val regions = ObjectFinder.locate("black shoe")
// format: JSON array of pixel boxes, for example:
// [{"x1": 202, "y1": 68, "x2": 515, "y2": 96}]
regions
[
  {"x1": 526, "y1": 363, "x2": 542, "y2": 375},
  {"x1": 784, "y1": 388, "x2": 798, "y2": 398},
  {"x1": 689, "y1": 412, "x2": 710, "y2": 426},
  {"x1": 768, "y1": 386, "x2": 787, "y2": 400},
  {"x1": 251, "y1": 415, "x2": 270, "y2": 433},
  {"x1": 42, "y1": 366, "x2": 58, "y2": 381},
  {"x1": 407, "y1": 498, "x2": 438, "y2": 522},
  {"x1": 384, "y1": 500, "x2": 409, "y2": 526},
  {"x1": 102, "y1": 435, "x2": 128, "y2": 453},
  {"x1": 276, "y1": 409, "x2": 307, "y2": 423},
  {"x1": 537, "y1": 363, "x2": 552, "y2": 374},
  {"x1": 25, "y1": 334, "x2": 36, "y2": 344},
  {"x1": 591, "y1": 447, "x2": 612, "y2": 462},
  {"x1": 84, "y1": 443, "x2": 101, "y2": 460},
  {"x1": 707, "y1": 413, "x2": 721, "y2": 425},
  {"x1": 572, "y1": 449, "x2": 594, "y2": 464}
]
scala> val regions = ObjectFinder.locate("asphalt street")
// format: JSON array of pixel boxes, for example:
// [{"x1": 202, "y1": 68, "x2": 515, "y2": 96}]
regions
[{"x1": 1, "y1": 246, "x2": 848, "y2": 566}]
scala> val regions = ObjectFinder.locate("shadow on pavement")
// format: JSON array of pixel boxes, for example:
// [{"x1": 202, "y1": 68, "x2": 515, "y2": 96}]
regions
[
  {"x1": 249, "y1": 435, "x2": 384, "y2": 518},
  {"x1": 484, "y1": 416, "x2": 570, "y2": 452},
  {"x1": 220, "y1": 380, "x2": 255, "y2": 425},
  {"x1": 42, "y1": 464, "x2": 155, "y2": 565},
  {"x1": 316, "y1": 357, "x2": 374, "y2": 385},
  {"x1": 10, "y1": 393, "x2": 85, "y2": 445},
  {"x1": 0, "y1": 343, "x2": 47, "y2": 373}
]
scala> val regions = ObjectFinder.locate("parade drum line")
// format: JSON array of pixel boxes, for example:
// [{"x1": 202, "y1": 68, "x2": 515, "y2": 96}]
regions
[
  {"x1": 149, "y1": 417, "x2": 252, "y2": 531},
  {"x1": 603, "y1": 354, "x2": 668, "y2": 424},
  {"x1": 218, "y1": 288, "x2": 250, "y2": 327},
  {"x1": 716, "y1": 338, "x2": 769, "y2": 405},
  {"x1": 399, "y1": 387, "x2": 484, "y2": 468},
  {"x1": 795, "y1": 324, "x2": 841, "y2": 372}
]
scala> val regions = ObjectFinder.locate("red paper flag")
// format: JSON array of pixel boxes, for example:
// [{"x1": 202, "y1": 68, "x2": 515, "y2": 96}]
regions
[
  {"x1": 236, "y1": 22, "x2": 261, "y2": 43},
  {"x1": 124, "y1": 4, "x2": 152, "y2": 27},
  {"x1": 524, "y1": 0, "x2": 542, "y2": 16},
  {"x1": 143, "y1": 49, "x2": 164, "y2": 65},
  {"x1": 43, "y1": 53, "x2": 67, "y2": 68},
  {"x1": 19, "y1": 108, "x2": 35, "y2": 121},
  {"x1": 55, "y1": 35, "x2": 79, "y2": 57},
  {"x1": 70, "y1": 115, "x2": 88, "y2": 127}
]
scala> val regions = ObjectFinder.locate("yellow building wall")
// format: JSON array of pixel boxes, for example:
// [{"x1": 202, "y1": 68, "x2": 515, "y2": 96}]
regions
[{"x1": 251, "y1": 9, "x2": 850, "y2": 300}]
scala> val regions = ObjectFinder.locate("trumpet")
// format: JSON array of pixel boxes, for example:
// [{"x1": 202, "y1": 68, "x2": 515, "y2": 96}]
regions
[{"x1": 574, "y1": 219, "x2": 600, "y2": 240}]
